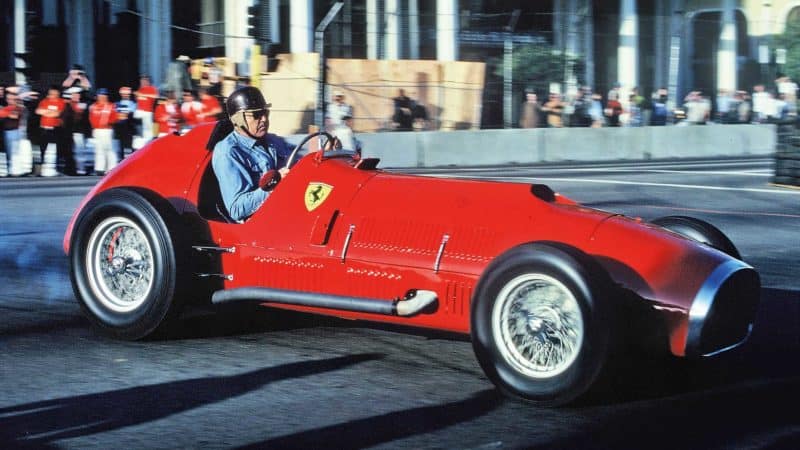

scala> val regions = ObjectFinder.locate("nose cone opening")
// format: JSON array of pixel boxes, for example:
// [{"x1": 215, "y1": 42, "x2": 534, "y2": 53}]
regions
[{"x1": 686, "y1": 260, "x2": 761, "y2": 358}]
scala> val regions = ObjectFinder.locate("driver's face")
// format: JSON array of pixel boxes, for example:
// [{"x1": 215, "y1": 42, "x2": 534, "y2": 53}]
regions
[{"x1": 243, "y1": 108, "x2": 269, "y2": 138}]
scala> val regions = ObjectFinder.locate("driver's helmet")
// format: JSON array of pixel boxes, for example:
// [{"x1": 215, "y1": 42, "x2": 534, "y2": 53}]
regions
[{"x1": 226, "y1": 86, "x2": 271, "y2": 130}]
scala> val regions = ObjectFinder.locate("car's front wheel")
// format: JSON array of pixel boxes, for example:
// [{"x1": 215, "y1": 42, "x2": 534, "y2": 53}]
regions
[
  {"x1": 70, "y1": 189, "x2": 186, "y2": 340},
  {"x1": 471, "y1": 242, "x2": 613, "y2": 406}
]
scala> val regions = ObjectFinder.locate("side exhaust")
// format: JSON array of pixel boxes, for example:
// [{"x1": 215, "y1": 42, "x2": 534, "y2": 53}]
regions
[{"x1": 212, "y1": 287, "x2": 438, "y2": 317}]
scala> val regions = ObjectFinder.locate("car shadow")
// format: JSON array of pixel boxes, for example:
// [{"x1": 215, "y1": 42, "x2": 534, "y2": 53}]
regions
[
  {"x1": 234, "y1": 389, "x2": 503, "y2": 450},
  {"x1": 0, "y1": 353, "x2": 382, "y2": 449},
  {"x1": 174, "y1": 286, "x2": 798, "y2": 409},
  {"x1": 585, "y1": 286, "x2": 799, "y2": 406}
]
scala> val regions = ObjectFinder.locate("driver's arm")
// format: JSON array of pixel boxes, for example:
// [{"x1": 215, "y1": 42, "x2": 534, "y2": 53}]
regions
[{"x1": 212, "y1": 145, "x2": 269, "y2": 222}]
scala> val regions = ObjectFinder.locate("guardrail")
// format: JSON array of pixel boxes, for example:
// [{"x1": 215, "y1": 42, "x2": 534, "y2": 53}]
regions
[{"x1": 356, "y1": 124, "x2": 777, "y2": 168}]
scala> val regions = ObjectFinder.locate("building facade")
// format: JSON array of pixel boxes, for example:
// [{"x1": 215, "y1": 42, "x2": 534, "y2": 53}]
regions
[{"x1": 3, "y1": 0, "x2": 800, "y2": 127}]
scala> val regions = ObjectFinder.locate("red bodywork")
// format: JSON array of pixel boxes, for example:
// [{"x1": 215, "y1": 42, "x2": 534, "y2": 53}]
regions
[{"x1": 64, "y1": 124, "x2": 757, "y2": 357}]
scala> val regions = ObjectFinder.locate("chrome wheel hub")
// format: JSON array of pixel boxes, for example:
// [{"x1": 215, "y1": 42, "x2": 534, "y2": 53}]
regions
[
  {"x1": 492, "y1": 273, "x2": 584, "y2": 379},
  {"x1": 86, "y1": 217, "x2": 154, "y2": 313}
]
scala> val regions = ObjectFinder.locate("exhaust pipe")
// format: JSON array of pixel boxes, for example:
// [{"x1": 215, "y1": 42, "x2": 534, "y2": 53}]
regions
[{"x1": 212, "y1": 287, "x2": 437, "y2": 317}]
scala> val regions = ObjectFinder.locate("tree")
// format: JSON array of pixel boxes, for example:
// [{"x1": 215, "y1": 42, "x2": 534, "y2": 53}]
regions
[
  {"x1": 775, "y1": 20, "x2": 800, "y2": 82},
  {"x1": 492, "y1": 43, "x2": 585, "y2": 95}
]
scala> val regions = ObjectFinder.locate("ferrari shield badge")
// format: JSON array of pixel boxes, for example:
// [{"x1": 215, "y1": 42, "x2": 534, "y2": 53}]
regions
[{"x1": 304, "y1": 182, "x2": 333, "y2": 211}]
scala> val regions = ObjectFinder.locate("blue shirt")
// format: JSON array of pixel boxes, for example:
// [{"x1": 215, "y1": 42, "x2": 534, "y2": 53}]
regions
[
  {"x1": 212, "y1": 131, "x2": 291, "y2": 222},
  {"x1": 116, "y1": 99, "x2": 137, "y2": 119}
]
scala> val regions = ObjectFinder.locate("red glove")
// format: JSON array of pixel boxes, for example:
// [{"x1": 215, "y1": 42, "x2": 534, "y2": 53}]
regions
[{"x1": 258, "y1": 170, "x2": 281, "y2": 191}]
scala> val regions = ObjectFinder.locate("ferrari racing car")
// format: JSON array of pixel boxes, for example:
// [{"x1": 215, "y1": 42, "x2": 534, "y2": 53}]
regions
[{"x1": 64, "y1": 123, "x2": 760, "y2": 406}]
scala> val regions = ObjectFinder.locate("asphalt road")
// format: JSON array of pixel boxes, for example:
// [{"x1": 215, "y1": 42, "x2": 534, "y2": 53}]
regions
[{"x1": 0, "y1": 156, "x2": 798, "y2": 449}]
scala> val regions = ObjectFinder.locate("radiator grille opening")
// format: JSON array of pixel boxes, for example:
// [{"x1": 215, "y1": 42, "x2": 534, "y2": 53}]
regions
[{"x1": 698, "y1": 268, "x2": 760, "y2": 356}]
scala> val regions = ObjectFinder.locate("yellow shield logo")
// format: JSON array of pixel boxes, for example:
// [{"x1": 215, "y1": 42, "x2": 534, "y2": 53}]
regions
[{"x1": 304, "y1": 182, "x2": 333, "y2": 211}]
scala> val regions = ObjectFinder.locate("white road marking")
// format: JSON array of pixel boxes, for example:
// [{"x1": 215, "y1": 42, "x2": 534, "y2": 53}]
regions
[
  {"x1": 529, "y1": 168, "x2": 771, "y2": 176},
  {"x1": 474, "y1": 176, "x2": 800, "y2": 195}
]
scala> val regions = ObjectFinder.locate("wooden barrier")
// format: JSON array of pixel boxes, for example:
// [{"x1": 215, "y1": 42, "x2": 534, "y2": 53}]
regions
[{"x1": 253, "y1": 53, "x2": 485, "y2": 136}]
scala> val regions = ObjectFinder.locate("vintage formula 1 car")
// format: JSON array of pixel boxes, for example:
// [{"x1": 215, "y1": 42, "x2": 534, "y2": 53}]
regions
[{"x1": 64, "y1": 123, "x2": 760, "y2": 406}]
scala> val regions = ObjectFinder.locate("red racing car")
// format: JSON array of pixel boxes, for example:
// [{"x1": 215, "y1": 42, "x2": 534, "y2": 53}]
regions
[{"x1": 64, "y1": 123, "x2": 760, "y2": 406}]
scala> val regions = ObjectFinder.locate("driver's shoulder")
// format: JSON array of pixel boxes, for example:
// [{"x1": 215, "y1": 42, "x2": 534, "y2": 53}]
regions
[{"x1": 213, "y1": 133, "x2": 250, "y2": 162}]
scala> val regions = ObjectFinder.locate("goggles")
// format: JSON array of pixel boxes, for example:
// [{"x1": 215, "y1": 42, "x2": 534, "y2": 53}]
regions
[{"x1": 243, "y1": 108, "x2": 269, "y2": 121}]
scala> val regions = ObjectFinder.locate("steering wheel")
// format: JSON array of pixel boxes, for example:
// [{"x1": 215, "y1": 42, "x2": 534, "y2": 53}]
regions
[{"x1": 285, "y1": 131, "x2": 338, "y2": 169}]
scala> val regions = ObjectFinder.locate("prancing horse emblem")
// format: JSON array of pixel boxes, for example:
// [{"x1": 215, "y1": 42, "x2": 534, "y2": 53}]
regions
[{"x1": 304, "y1": 182, "x2": 333, "y2": 211}]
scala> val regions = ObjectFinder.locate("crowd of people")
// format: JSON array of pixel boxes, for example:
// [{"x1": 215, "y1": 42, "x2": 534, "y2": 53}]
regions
[
  {"x1": 519, "y1": 76, "x2": 799, "y2": 129},
  {"x1": 0, "y1": 65, "x2": 223, "y2": 178}
]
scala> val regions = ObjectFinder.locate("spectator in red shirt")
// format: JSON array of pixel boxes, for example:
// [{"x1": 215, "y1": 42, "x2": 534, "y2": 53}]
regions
[
  {"x1": 134, "y1": 74, "x2": 159, "y2": 143},
  {"x1": 197, "y1": 86, "x2": 222, "y2": 124},
  {"x1": 604, "y1": 92, "x2": 623, "y2": 127},
  {"x1": 0, "y1": 88, "x2": 29, "y2": 176},
  {"x1": 180, "y1": 89, "x2": 202, "y2": 129},
  {"x1": 89, "y1": 88, "x2": 119, "y2": 175},
  {"x1": 35, "y1": 86, "x2": 69, "y2": 176},
  {"x1": 154, "y1": 91, "x2": 181, "y2": 137}
]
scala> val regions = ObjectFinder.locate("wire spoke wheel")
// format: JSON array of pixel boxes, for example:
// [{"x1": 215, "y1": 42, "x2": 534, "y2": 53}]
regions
[
  {"x1": 471, "y1": 242, "x2": 612, "y2": 406},
  {"x1": 70, "y1": 188, "x2": 186, "y2": 340},
  {"x1": 86, "y1": 217, "x2": 155, "y2": 313},
  {"x1": 493, "y1": 274, "x2": 584, "y2": 379}
]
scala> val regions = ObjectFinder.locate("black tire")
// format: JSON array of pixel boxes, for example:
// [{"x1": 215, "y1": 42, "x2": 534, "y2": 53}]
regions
[
  {"x1": 471, "y1": 242, "x2": 613, "y2": 406},
  {"x1": 69, "y1": 188, "x2": 187, "y2": 340},
  {"x1": 651, "y1": 215, "x2": 741, "y2": 260}
]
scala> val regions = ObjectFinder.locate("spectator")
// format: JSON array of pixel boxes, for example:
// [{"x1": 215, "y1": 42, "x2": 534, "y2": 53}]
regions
[
  {"x1": 115, "y1": 87, "x2": 137, "y2": 159},
  {"x1": 392, "y1": 89, "x2": 414, "y2": 131},
  {"x1": 89, "y1": 88, "x2": 119, "y2": 175},
  {"x1": 0, "y1": 84, "x2": 6, "y2": 162},
  {"x1": 752, "y1": 84, "x2": 769, "y2": 123},
  {"x1": 607, "y1": 83, "x2": 621, "y2": 107},
  {"x1": 202, "y1": 57, "x2": 224, "y2": 97},
  {"x1": 589, "y1": 92, "x2": 605, "y2": 127},
  {"x1": 736, "y1": 90, "x2": 752, "y2": 124},
  {"x1": 519, "y1": 91, "x2": 541, "y2": 128},
  {"x1": 62, "y1": 64, "x2": 92, "y2": 91},
  {"x1": 648, "y1": 88, "x2": 668, "y2": 126},
  {"x1": 777, "y1": 74, "x2": 798, "y2": 104},
  {"x1": 684, "y1": 91, "x2": 710, "y2": 125},
  {"x1": 180, "y1": 89, "x2": 203, "y2": 129},
  {"x1": 627, "y1": 93, "x2": 643, "y2": 127},
  {"x1": 35, "y1": 85, "x2": 69, "y2": 176},
  {"x1": 326, "y1": 91, "x2": 353, "y2": 130},
  {"x1": 0, "y1": 87, "x2": 29, "y2": 176},
  {"x1": 333, "y1": 113, "x2": 362, "y2": 154},
  {"x1": 63, "y1": 87, "x2": 91, "y2": 175},
  {"x1": 628, "y1": 87, "x2": 653, "y2": 127},
  {"x1": 412, "y1": 102, "x2": 429, "y2": 130},
  {"x1": 771, "y1": 93, "x2": 790, "y2": 121},
  {"x1": 604, "y1": 91, "x2": 622, "y2": 127},
  {"x1": 542, "y1": 93, "x2": 565, "y2": 128},
  {"x1": 197, "y1": 86, "x2": 222, "y2": 124},
  {"x1": 134, "y1": 74, "x2": 158, "y2": 143},
  {"x1": 165, "y1": 55, "x2": 193, "y2": 99},
  {"x1": 724, "y1": 90, "x2": 742, "y2": 124},
  {"x1": 716, "y1": 89, "x2": 733, "y2": 123},
  {"x1": 154, "y1": 92, "x2": 181, "y2": 137},
  {"x1": 570, "y1": 87, "x2": 593, "y2": 127}
]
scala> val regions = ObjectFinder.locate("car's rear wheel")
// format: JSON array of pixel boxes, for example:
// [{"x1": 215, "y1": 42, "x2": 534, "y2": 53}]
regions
[
  {"x1": 70, "y1": 189, "x2": 186, "y2": 340},
  {"x1": 651, "y1": 215, "x2": 741, "y2": 259},
  {"x1": 471, "y1": 242, "x2": 613, "y2": 406}
]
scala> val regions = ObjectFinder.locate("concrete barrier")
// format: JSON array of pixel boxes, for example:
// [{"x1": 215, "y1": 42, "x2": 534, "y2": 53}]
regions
[{"x1": 356, "y1": 124, "x2": 776, "y2": 168}]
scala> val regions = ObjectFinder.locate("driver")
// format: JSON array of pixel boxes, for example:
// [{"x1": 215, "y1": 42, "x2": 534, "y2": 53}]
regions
[{"x1": 212, "y1": 86, "x2": 291, "y2": 222}]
